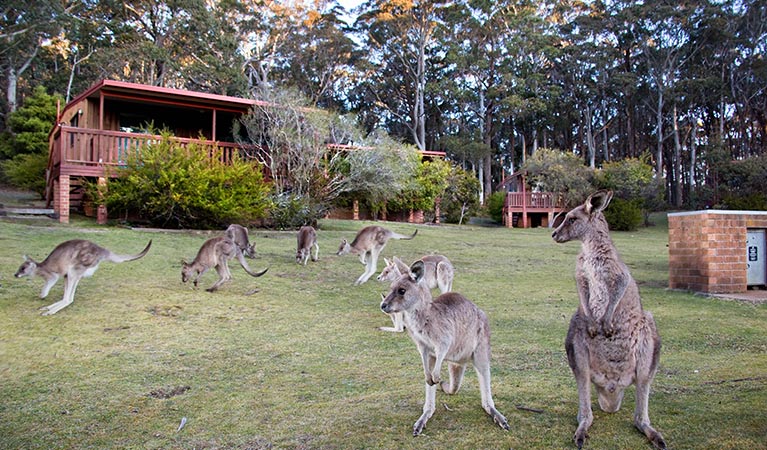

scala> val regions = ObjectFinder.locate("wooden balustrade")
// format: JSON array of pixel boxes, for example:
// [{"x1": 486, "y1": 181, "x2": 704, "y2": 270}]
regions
[{"x1": 51, "y1": 126, "x2": 248, "y2": 176}]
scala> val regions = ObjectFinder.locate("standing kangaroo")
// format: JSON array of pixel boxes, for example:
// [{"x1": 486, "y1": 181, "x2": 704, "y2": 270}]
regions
[
  {"x1": 225, "y1": 224, "x2": 256, "y2": 258},
  {"x1": 336, "y1": 225, "x2": 417, "y2": 285},
  {"x1": 551, "y1": 190, "x2": 666, "y2": 450},
  {"x1": 14, "y1": 239, "x2": 152, "y2": 315},
  {"x1": 380, "y1": 260, "x2": 509, "y2": 436},
  {"x1": 377, "y1": 255, "x2": 454, "y2": 332},
  {"x1": 182, "y1": 236, "x2": 268, "y2": 292},
  {"x1": 296, "y1": 225, "x2": 319, "y2": 265}
]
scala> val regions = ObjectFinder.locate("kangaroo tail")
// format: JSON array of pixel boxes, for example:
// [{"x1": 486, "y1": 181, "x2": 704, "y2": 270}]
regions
[
  {"x1": 109, "y1": 240, "x2": 152, "y2": 263},
  {"x1": 235, "y1": 249, "x2": 269, "y2": 277},
  {"x1": 393, "y1": 229, "x2": 418, "y2": 240}
]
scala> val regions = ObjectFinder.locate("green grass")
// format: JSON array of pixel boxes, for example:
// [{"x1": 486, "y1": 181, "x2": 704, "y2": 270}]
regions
[{"x1": 0, "y1": 213, "x2": 765, "y2": 449}]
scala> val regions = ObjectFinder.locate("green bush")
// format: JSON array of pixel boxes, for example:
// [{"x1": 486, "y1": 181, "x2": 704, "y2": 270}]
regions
[
  {"x1": 268, "y1": 194, "x2": 326, "y2": 230},
  {"x1": 102, "y1": 135, "x2": 270, "y2": 229},
  {"x1": 487, "y1": 191, "x2": 506, "y2": 224},
  {"x1": 1, "y1": 152, "x2": 48, "y2": 195},
  {"x1": 603, "y1": 197, "x2": 643, "y2": 231}
]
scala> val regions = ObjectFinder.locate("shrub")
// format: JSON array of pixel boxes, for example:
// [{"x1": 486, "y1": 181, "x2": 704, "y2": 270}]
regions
[
  {"x1": 102, "y1": 135, "x2": 270, "y2": 229},
  {"x1": 268, "y1": 194, "x2": 326, "y2": 230},
  {"x1": 604, "y1": 197, "x2": 643, "y2": 231},
  {"x1": 487, "y1": 191, "x2": 506, "y2": 224}
]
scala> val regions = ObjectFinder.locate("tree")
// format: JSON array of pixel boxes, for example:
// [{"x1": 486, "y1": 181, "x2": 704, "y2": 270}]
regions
[
  {"x1": 0, "y1": 86, "x2": 61, "y2": 195},
  {"x1": 595, "y1": 156, "x2": 664, "y2": 225},
  {"x1": 344, "y1": 133, "x2": 420, "y2": 218},
  {"x1": 0, "y1": 1, "x2": 77, "y2": 116},
  {"x1": 238, "y1": 88, "x2": 348, "y2": 204},
  {"x1": 522, "y1": 148, "x2": 595, "y2": 207},
  {"x1": 441, "y1": 166, "x2": 480, "y2": 224},
  {"x1": 354, "y1": 0, "x2": 449, "y2": 150}
]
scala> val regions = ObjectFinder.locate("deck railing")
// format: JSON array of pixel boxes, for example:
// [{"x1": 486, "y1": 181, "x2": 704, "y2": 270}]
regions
[
  {"x1": 504, "y1": 191, "x2": 566, "y2": 210},
  {"x1": 50, "y1": 126, "x2": 251, "y2": 174}
]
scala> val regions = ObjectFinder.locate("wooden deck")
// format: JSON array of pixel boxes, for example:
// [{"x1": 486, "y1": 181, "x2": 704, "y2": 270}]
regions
[{"x1": 503, "y1": 192, "x2": 567, "y2": 228}]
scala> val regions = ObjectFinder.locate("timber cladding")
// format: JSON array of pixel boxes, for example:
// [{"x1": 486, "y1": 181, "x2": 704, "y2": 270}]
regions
[{"x1": 668, "y1": 210, "x2": 767, "y2": 294}]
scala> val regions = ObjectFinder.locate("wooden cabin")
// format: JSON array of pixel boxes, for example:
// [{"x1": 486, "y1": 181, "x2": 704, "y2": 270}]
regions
[
  {"x1": 47, "y1": 80, "x2": 445, "y2": 224},
  {"x1": 499, "y1": 171, "x2": 567, "y2": 228}
]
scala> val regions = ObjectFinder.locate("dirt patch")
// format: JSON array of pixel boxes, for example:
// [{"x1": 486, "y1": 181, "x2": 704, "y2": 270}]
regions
[{"x1": 148, "y1": 385, "x2": 190, "y2": 399}]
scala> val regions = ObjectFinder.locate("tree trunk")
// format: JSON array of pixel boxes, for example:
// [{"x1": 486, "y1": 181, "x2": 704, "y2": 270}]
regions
[
  {"x1": 672, "y1": 103, "x2": 682, "y2": 207},
  {"x1": 655, "y1": 90, "x2": 664, "y2": 176}
]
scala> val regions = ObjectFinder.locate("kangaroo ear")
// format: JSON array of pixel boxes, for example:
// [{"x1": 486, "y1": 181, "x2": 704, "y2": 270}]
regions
[
  {"x1": 384, "y1": 257, "x2": 391, "y2": 266},
  {"x1": 180, "y1": 259, "x2": 188, "y2": 265},
  {"x1": 409, "y1": 260, "x2": 426, "y2": 282},
  {"x1": 585, "y1": 190, "x2": 613, "y2": 215},
  {"x1": 380, "y1": 293, "x2": 386, "y2": 301}
]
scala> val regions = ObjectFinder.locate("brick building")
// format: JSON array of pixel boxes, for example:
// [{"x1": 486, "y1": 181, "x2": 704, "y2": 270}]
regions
[{"x1": 668, "y1": 210, "x2": 767, "y2": 294}]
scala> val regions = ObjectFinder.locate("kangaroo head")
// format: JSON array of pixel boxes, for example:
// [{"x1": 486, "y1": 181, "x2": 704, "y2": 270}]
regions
[
  {"x1": 552, "y1": 190, "x2": 613, "y2": 243},
  {"x1": 14, "y1": 256, "x2": 37, "y2": 278},
  {"x1": 244, "y1": 243, "x2": 256, "y2": 258},
  {"x1": 377, "y1": 257, "x2": 401, "y2": 282},
  {"x1": 336, "y1": 238, "x2": 350, "y2": 256},
  {"x1": 380, "y1": 260, "x2": 428, "y2": 314},
  {"x1": 180, "y1": 260, "x2": 197, "y2": 283}
]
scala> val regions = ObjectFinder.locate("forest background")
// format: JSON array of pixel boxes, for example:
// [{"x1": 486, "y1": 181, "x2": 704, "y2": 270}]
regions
[{"x1": 1, "y1": 0, "x2": 765, "y2": 215}]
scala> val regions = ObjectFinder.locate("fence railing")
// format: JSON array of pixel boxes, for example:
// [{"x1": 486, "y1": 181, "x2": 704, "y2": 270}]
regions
[
  {"x1": 51, "y1": 126, "x2": 250, "y2": 171},
  {"x1": 504, "y1": 192, "x2": 566, "y2": 209}
]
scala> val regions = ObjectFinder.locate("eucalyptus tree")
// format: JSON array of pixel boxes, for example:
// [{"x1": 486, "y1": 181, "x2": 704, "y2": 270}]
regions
[
  {"x1": 353, "y1": 0, "x2": 450, "y2": 151},
  {"x1": 269, "y1": 1, "x2": 358, "y2": 109},
  {"x1": 0, "y1": 1, "x2": 78, "y2": 115}
]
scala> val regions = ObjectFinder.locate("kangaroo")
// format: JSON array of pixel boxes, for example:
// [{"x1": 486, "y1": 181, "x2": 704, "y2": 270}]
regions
[
  {"x1": 336, "y1": 226, "x2": 417, "y2": 285},
  {"x1": 296, "y1": 225, "x2": 319, "y2": 265},
  {"x1": 377, "y1": 255, "x2": 455, "y2": 332},
  {"x1": 182, "y1": 236, "x2": 268, "y2": 292},
  {"x1": 551, "y1": 190, "x2": 666, "y2": 450},
  {"x1": 225, "y1": 224, "x2": 256, "y2": 258},
  {"x1": 14, "y1": 239, "x2": 152, "y2": 315},
  {"x1": 380, "y1": 260, "x2": 509, "y2": 436}
]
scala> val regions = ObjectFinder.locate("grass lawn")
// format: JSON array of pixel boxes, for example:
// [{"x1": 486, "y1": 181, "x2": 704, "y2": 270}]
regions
[{"x1": 0, "y1": 210, "x2": 765, "y2": 449}]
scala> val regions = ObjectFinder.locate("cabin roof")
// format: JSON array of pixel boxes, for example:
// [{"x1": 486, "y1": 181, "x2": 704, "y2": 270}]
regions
[{"x1": 60, "y1": 80, "x2": 268, "y2": 120}]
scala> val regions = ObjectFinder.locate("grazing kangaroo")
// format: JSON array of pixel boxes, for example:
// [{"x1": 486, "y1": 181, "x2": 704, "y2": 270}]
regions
[
  {"x1": 296, "y1": 225, "x2": 319, "y2": 265},
  {"x1": 380, "y1": 260, "x2": 509, "y2": 436},
  {"x1": 14, "y1": 239, "x2": 152, "y2": 315},
  {"x1": 225, "y1": 224, "x2": 256, "y2": 258},
  {"x1": 182, "y1": 236, "x2": 268, "y2": 292},
  {"x1": 551, "y1": 190, "x2": 666, "y2": 450},
  {"x1": 336, "y1": 226, "x2": 417, "y2": 285},
  {"x1": 377, "y1": 255, "x2": 455, "y2": 332}
]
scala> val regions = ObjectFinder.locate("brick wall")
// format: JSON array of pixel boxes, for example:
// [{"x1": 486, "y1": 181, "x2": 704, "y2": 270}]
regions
[{"x1": 668, "y1": 210, "x2": 767, "y2": 293}]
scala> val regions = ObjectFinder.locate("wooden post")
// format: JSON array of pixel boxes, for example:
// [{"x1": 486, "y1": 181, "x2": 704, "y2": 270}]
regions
[
  {"x1": 434, "y1": 197, "x2": 441, "y2": 224},
  {"x1": 57, "y1": 175, "x2": 70, "y2": 223},
  {"x1": 96, "y1": 176, "x2": 108, "y2": 224},
  {"x1": 353, "y1": 199, "x2": 359, "y2": 220}
]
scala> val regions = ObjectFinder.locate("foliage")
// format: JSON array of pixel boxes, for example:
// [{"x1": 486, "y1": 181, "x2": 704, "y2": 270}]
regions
[
  {"x1": 343, "y1": 135, "x2": 420, "y2": 219},
  {"x1": 4, "y1": 0, "x2": 767, "y2": 211},
  {"x1": 603, "y1": 197, "x2": 644, "y2": 231},
  {"x1": 1, "y1": 152, "x2": 48, "y2": 195},
  {"x1": 718, "y1": 153, "x2": 767, "y2": 211},
  {"x1": 101, "y1": 134, "x2": 269, "y2": 229},
  {"x1": 0, "y1": 86, "x2": 60, "y2": 195},
  {"x1": 267, "y1": 193, "x2": 325, "y2": 230},
  {"x1": 522, "y1": 148, "x2": 595, "y2": 207},
  {"x1": 389, "y1": 158, "x2": 452, "y2": 218},
  {"x1": 486, "y1": 191, "x2": 506, "y2": 224},
  {"x1": 237, "y1": 88, "x2": 352, "y2": 212},
  {"x1": 441, "y1": 166, "x2": 481, "y2": 224},
  {"x1": 595, "y1": 156, "x2": 664, "y2": 223}
]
